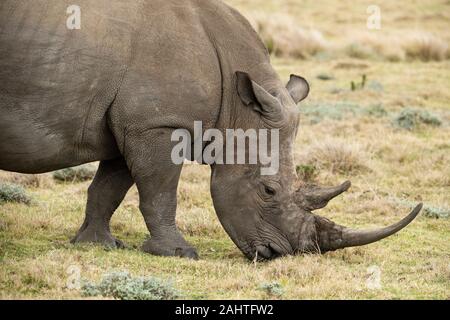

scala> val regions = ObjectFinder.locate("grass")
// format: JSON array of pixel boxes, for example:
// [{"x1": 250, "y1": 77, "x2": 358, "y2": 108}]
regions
[
  {"x1": 237, "y1": 0, "x2": 450, "y2": 62},
  {"x1": 0, "y1": 0, "x2": 449, "y2": 299}
]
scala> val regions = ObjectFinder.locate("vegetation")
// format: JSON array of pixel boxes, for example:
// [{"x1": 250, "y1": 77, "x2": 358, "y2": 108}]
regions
[
  {"x1": 82, "y1": 271, "x2": 179, "y2": 300},
  {"x1": 53, "y1": 164, "x2": 97, "y2": 182},
  {"x1": 0, "y1": 183, "x2": 31, "y2": 205},
  {"x1": 0, "y1": 0, "x2": 449, "y2": 299},
  {"x1": 393, "y1": 108, "x2": 442, "y2": 130}
]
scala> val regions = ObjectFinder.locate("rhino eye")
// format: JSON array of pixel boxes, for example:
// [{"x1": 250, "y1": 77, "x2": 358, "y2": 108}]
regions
[{"x1": 264, "y1": 185, "x2": 276, "y2": 196}]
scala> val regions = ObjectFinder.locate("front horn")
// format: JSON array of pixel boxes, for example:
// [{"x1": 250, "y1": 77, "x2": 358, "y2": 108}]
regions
[{"x1": 316, "y1": 204, "x2": 423, "y2": 252}]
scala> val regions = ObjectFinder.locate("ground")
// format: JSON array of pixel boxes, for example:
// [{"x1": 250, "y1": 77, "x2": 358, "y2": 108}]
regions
[{"x1": 0, "y1": 0, "x2": 449, "y2": 299}]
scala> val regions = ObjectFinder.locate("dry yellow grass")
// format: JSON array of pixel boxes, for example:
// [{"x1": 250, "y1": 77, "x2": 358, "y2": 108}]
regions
[
  {"x1": 248, "y1": 12, "x2": 328, "y2": 58},
  {"x1": 237, "y1": 1, "x2": 450, "y2": 61}
]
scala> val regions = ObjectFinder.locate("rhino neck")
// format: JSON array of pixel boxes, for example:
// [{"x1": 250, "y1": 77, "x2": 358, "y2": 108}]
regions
[{"x1": 199, "y1": 1, "x2": 282, "y2": 132}]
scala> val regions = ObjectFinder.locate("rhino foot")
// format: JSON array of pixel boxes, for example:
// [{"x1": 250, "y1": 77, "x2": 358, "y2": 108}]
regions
[
  {"x1": 71, "y1": 225, "x2": 125, "y2": 249},
  {"x1": 142, "y1": 238, "x2": 199, "y2": 260}
]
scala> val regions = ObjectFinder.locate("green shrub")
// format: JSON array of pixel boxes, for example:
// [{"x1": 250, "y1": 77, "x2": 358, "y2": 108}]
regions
[
  {"x1": 53, "y1": 164, "x2": 97, "y2": 182},
  {"x1": 259, "y1": 282, "x2": 284, "y2": 297},
  {"x1": 296, "y1": 164, "x2": 318, "y2": 182},
  {"x1": 82, "y1": 271, "x2": 180, "y2": 300},
  {"x1": 393, "y1": 108, "x2": 442, "y2": 130},
  {"x1": 422, "y1": 206, "x2": 450, "y2": 219},
  {"x1": 0, "y1": 183, "x2": 31, "y2": 205}
]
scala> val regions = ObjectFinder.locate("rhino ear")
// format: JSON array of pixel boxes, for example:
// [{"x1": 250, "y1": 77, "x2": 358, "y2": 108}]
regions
[
  {"x1": 286, "y1": 74, "x2": 310, "y2": 104},
  {"x1": 236, "y1": 71, "x2": 283, "y2": 120}
]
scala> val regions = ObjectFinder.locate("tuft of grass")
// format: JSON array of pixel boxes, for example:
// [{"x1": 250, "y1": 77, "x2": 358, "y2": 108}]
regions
[
  {"x1": 0, "y1": 183, "x2": 31, "y2": 205},
  {"x1": 82, "y1": 271, "x2": 180, "y2": 300},
  {"x1": 53, "y1": 164, "x2": 97, "y2": 183},
  {"x1": 350, "y1": 74, "x2": 367, "y2": 91},
  {"x1": 249, "y1": 12, "x2": 328, "y2": 59},
  {"x1": 303, "y1": 138, "x2": 370, "y2": 174},
  {"x1": 343, "y1": 32, "x2": 448, "y2": 62},
  {"x1": 259, "y1": 282, "x2": 284, "y2": 297},
  {"x1": 403, "y1": 32, "x2": 449, "y2": 62},
  {"x1": 393, "y1": 108, "x2": 442, "y2": 130}
]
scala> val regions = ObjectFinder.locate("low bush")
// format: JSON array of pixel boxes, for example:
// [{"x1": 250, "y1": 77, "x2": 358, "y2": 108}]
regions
[
  {"x1": 82, "y1": 271, "x2": 180, "y2": 300},
  {"x1": 0, "y1": 183, "x2": 31, "y2": 205},
  {"x1": 259, "y1": 282, "x2": 284, "y2": 297},
  {"x1": 53, "y1": 164, "x2": 97, "y2": 182},
  {"x1": 393, "y1": 108, "x2": 442, "y2": 130}
]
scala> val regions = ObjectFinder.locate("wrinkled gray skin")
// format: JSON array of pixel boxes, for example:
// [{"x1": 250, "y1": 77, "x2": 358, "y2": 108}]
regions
[{"x1": 0, "y1": 0, "x2": 422, "y2": 260}]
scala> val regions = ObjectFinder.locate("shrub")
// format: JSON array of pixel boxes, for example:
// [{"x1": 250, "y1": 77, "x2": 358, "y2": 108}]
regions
[
  {"x1": 82, "y1": 271, "x2": 180, "y2": 300},
  {"x1": 53, "y1": 164, "x2": 97, "y2": 182},
  {"x1": 259, "y1": 282, "x2": 284, "y2": 297},
  {"x1": 393, "y1": 108, "x2": 442, "y2": 130},
  {"x1": 0, "y1": 183, "x2": 31, "y2": 205},
  {"x1": 422, "y1": 206, "x2": 450, "y2": 219},
  {"x1": 296, "y1": 164, "x2": 318, "y2": 182}
]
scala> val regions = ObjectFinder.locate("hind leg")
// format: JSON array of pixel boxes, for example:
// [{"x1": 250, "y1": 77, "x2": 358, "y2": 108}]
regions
[{"x1": 71, "y1": 157, "x2": 134, "y2": 248}]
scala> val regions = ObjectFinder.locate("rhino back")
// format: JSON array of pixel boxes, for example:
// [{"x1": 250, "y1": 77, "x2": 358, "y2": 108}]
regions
[{"x1": 0, "y1": 0, "x2": 140, "y2": 173}]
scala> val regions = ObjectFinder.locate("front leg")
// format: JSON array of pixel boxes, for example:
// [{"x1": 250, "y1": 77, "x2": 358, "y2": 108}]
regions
[{"x1": 124, "y1": 128, "x2": 198, "y2": 259}]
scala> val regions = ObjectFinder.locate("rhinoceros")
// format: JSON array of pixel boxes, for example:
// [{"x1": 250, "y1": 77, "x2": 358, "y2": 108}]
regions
[{"x1": 0, "y1": 0, "x2": 422, "y2": 260}]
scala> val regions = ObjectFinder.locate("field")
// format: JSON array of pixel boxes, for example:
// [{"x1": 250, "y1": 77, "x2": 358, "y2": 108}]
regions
[{"x1": 0, "y1": 0, "x2": 449, "y2": 299}]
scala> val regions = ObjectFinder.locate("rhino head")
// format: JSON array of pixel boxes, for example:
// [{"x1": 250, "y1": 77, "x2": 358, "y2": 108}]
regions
[{"x1": 210, "y1": 71, "x2": 422, "y2": 261}]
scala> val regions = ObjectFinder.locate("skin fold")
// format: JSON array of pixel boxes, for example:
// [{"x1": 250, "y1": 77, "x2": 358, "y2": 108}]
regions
[{"x1": 0, "y1": 0, "x2": 422, "y2": 260}]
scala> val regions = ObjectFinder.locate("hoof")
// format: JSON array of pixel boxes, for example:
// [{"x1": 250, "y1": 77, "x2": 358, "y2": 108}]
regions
[
  {"x1": 142, "y1": 238, "x2": 199, "y2": 260},
  {"x1": 71, "y1": 227, "x2": 124, "y2": 249},
  {"x1": 175, "y1": 247, "x2": 199, "y2": 260}
]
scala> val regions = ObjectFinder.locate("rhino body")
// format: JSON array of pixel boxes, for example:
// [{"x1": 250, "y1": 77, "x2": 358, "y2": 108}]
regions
[{"x1": 0, "y1": 0, "x2": 421, "y2": 260}]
